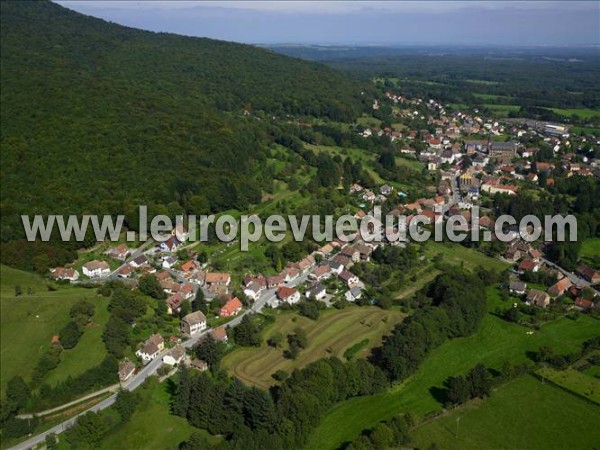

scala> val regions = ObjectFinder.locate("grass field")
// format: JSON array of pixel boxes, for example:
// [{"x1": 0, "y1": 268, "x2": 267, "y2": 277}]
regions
[
  {"x1": 221, "y1": 307, "x2": 405, "y2": 389},
  {"x1": 580, "y1": 237, "x2": 600, "y2": 259},
  {"x1": 0, "y1": 265, "x2": 109, "y2": 394},
  {"x1": 549, "y1": 107, "x2": 600, "y2": 120},
  {"x1": 537, "y1": 367, "x2": 600, "y2": 405},
  {"x1": 410, "y1": 375, "x2": 600, "y2": 450},
  {"x1": 98, "y1": 378, "x2": 214, "y2": 450},
  {"x1": 307, "y1": 310, "x2": 599, "y2": 449},
  {"x1": 424, "y1": 241, "x2": 511, "y2": 272}
]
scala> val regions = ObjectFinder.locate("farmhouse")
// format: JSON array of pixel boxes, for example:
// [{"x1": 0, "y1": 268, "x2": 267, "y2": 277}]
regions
[
  {"x1": 310, "y1": 264, "x2": 332, "y2": 281},
  {"x1": 205, "y1": 272, "x2": 231, "y2": 287},
  {"x1": 181, "y1": 311, "x2": 207, "y2": 336},
  {"x1": 244, "y1": 281, "x2": 263, "y2": 301}
]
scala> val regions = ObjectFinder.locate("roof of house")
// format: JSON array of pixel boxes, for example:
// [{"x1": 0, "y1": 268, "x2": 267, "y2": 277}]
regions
[
  {"x1": 276, "y1": 286, "x2": 298, "y2": 300},
  {"x1": 574, "y1": 298, "x2": 594, "y2": 309},
  {"x1": 140, "y1": 341, "x2": 159, "y2": 356},
  {"x1": 166, "y1": 345, "x2": 185, "y2": 360},
  {"x1": 182, "y1": 311, "x2": 207, "y2": 326},
  {"x1": 211, "y1": 326, "x2": 228, "y2": 342},
  {"x1": 205, "y1": 272, "x2": 230, "y2": 284},
  {"x1": 181, "y1": 260, "x2": 197, "y2": 272},
  {"x1": 83, "y1": 260, "x2": 110, "y2": 270},
  {"x1": 306, "y1": 283, "x2": 325, "y2": 295},
  {"x1": 221, "y1": 297, "x2": 243, "y2": 315},
  {"x1": 509, "y1": 281, "x2": 527, "y2": 292},
  {"x1": 312, "y1": 265, "x2": 331, "y2": 278},
  {"x1": 519, "y1": 259, "x2": 538, "y2": 272},
  {"x1": 338, "y1": 270, "x2": 357, "y2": 283},
  {"x1": 147, "y1": 334, "x2": 164, "y2": 347},
  {"x1": 549, "y1": 278, "x2": 573, "y2": 296}
]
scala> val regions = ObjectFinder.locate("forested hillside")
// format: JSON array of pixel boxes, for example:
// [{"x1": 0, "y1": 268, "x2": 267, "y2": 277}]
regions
[{"x1": 0, "y1": 0, "x2": 363, "y2": 267}]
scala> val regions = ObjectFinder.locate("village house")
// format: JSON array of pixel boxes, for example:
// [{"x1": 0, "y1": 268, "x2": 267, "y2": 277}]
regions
[
  {"x1": 159, "y1": 235, "x2": 183, "y2": 252},
  {"x1": 548, "y1": 278, "x2": 573, "y2": 298},
  {"x1": 118, "y1": 359, "x2": 136, "y2": 382},
  {"x1": 82, "y1": 260, "x2": 111, "y2": 278},
  {"x1": 210, "y1": 326, "x2": 228, "y2": 343},
  {"x1": 526, "y1": 289, "x2": 551, "y2": 308},
  {"x1": 574, "y1": 298, "x2": 594, "y2": 312},
  {"x1": 130, "y1": 255, "x2": 149, "y2": 269},
  {"x1": 180, "y1": 259, "x2": 198, "y2": 273},
  {"x1": 163, "y1": 345, "x2": 186, "y2": 366},
  {"x1": 50, "y1": 267, "x2": 79, "y2": 281},
  {"x1": 509, "y1": 281, "x2": 527, "y2": 295},
  {"x1": 310, "y1": 264, "x2": 332, "y2": 281},
  {"x1": 220, "y1": 297, "x2": 243, "y2": 317},
  {"x1": 117, "y1": 265, "x2": 135, "y2": 278},
  {"x1": 340, "y1": 246, "x2": 361, "y2": 263},
  {"x1": 266, "y1": 274, "x2": 285, "y2": 289},
  {"x1": 345, "y1": 286, "x2": 363, "y2": 302},
  {"x1": 327, "y1": 260, "x2": 344, "y2": 275},
  {"x1": 204, "y1": 272, "x2": 231, "y2": 289},
  {"x1": 338, "y1": 270, "x2": 360, "y2": 288},
  {"x1": 166, "y1": 294, "x2": 184, "y2": 315},
  {"x1": 181, "y1": 311, "x2": 207, "y2": 336},
  {"x1": 243, "y1": 281, "x2": 263, "y2": 301},
  {"x1": 162, "y1": 255, "x2": 178, "y2": 269},
  {"x1": 108, "y1": 244, "x2": 130, "y2": 261},
  {"x1": 190, "y1": 359, "x2": 208, "y2": 372},
  {"x1": 284, "y1": 267, "x2": 300, "y2": 283},
  {"x1": 136, "y1": 341, "x2": 160, "y2": 364},
  {"x1": 276, "y1": 286, "x2": 301, "y2": 305},
  {"x1": 305, "y1": 283, "x2": 326, "y2": 300},
  {"x1": 575, "y1": 264, "x2": 600, "y2": 284},
  {"x1": 519, "y1": 259, "x2": 540, "y2": 273}
]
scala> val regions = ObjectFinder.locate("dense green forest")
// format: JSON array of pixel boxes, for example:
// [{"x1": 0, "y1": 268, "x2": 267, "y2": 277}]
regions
[
  {"x1": 271, "y1": 45, "x2": 600, "y2": 115},
  {"x1": 0, "y1": 0, "x2": 366, "y2": 267}
]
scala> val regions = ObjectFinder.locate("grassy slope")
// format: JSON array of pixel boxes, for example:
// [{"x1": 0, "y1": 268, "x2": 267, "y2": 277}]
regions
[
  {"x1": 424, "y1": 241, "x2": 511, "y2": 272},
  {"x1": 221, "y1": 307, "x2": 405, "y2": 389},
  {"x1": 0, "y1": 265, "x2": 109, "y2": 393},
  {"x1": 308, "y1": 309, "x2": 598, "y2": 449},
  {"x1": 411, "y1": 375, "x2": 600, "y2": 450},
  {"x1": 99, "y1": 378, "x2": 214, "y2": 450}
]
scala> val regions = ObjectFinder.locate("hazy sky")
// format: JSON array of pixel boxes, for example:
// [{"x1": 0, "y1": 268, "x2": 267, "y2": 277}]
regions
[{"x1": 55, "y1": 1, "x2": 600, "y2": 46}]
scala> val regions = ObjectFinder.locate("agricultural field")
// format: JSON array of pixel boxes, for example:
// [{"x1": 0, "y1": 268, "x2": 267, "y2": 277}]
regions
[
  {"x1": 410, "y1": 375, "x2": 600, "y2": 450},
  {"x1": 536, "y1": 367, "x2": 600, "y2": 405},
  {"x1": 307, "y1": 309, "x2": 598, "y2": 449},
  {"x1": 221, "y1": 307, "x2": 405, "y2": 389},
  {"x1": 0, "y1": 265, "x2": 109, "y2": 394}
]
